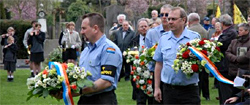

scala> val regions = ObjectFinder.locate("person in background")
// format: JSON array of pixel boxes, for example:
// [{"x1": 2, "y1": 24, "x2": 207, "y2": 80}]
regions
[
  {"x1": 113, "y1": 20, "x2": 135, "y2": 81},
  {"x1": 23, "y1": 20, "x2": 37, "y2": 78},
  {"x1": 58, "y1": 22, "x2": 69, "y2": 63},
  {"x1": 226, "y1": 23, "x2": 250, "y2": 86},
  {"x1": 28, "y1": 23, "x2": 45, "y2": 76},
  {"x1": 187, "y1": 12, "x2": 210, "y2": 101},
  {"x1": 60, "y1": 22, "x2": 82, "y2": 64},
  {"x1": 3, "y1": 36, "x2": 18, "y2": 82},
  {"x1": 203, "y1": 17, "x2": 212, "y2": 31},
  {"x1": 207, "y1": 17, "x2": 219, "y2": 39},
  {"x1": 217, "y1": 14, "x2": 238, "y2": 104},
  {"x1": 210, "y1": 22, "x2": 222, "y2": 41},
  {"x1": 149, "y1": 10, "x2": 161, "y2": 24},
  {"x1": 1, "y1": 27, "x2": 17, "y2": 46},
  {"x1": 153, "y1": 7, "x2": 201, "y2": 104},
  {"x1": 129, "y1": 18, "x2": 153, "y2": 103},
  {"x1": 145, "y1": 4, "x2": 173, "y2": 105}
]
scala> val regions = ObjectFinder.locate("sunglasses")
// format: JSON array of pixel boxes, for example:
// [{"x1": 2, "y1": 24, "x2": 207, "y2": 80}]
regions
[{"x1": 159, "y1": 13, "x2": 168, "y2": 17}]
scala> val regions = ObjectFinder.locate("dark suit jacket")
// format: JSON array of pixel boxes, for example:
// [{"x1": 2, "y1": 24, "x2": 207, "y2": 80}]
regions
[
  {"x1": 129, "y1": 34, "x2": 140, "y2": 48},
  {"x1": 113, "y1": 28, "x2": 135, "y2": 52},
  {"x1": 216, "y1": 25, "x2": 237, "y2": 73}
]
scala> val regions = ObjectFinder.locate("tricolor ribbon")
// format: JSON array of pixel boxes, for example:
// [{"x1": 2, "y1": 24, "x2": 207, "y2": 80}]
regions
[
  {"x1": 49, "y1": 62, "x2": 74, "y2": 105},
  {"x1": 189, "y1": 47, "x2": 234, "y2": 85}
]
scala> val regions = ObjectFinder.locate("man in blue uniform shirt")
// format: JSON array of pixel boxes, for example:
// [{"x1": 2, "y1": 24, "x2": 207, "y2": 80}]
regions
[
  {"x1": 153, "y1": 7, "x2": 201, "y2": 104},
  {"x1": 78, "y1": 13, "x2": 122, "y2": 104}
]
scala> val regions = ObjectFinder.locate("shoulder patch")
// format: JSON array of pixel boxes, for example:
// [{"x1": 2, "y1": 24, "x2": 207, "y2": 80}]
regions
[{"x1": 106, "y1": 47, "x2": 116, "y2": 54}]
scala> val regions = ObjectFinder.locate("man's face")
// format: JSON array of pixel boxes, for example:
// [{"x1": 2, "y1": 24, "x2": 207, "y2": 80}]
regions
[
  {"x1": 81, "y1": 18, "x2": 94, "y2": 42},
  {"x1": 122, "y1": 21, "x2": 129, "y2": 31},
  {"x1": 118, "y1": 17, "x2": 125, "y2": 25},
  {"x1": 238, "y1": 27, "x2": 249, "y2": 36},
  {"x1": 211, "y1": 18, "x2": 216, "y2": 26},
  {"x1": 204, "y1": 20, "x2": 210, "y2": 25},
  {"x1": 160, "y1": 8, "x2": 171, "y2": 26},
  {"x1": 151, "y1": 11, "x2": 158, "y2": 19},
  {"x1": 138, "y1": 21, "x2": 149, "y2": 36},
  {"x1": 168, "y1": 10, "x2": 185, "y2": 32}
]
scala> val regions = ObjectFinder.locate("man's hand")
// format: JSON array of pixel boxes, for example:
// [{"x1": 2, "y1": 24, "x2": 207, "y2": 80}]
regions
[
  {"x1": 224, "y1": 97, "x2": 238, "y2": 104},
  {"x1": 154, "y1": 87, "x2": 162, "y2": 103},
  {"x1": 50, "y1": 91, "x2": 63, "y2": 99}
]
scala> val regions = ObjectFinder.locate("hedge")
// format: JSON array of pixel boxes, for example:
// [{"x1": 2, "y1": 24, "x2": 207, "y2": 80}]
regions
[{"x1": 0, "y1": 20, "x2": 31, "y2": 59}]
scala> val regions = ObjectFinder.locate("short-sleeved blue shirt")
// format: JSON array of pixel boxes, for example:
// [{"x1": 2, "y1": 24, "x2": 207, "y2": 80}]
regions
[
  {"x1": 145, "y1": 24, "x2": 166, "y2": 71},
  {"x1": 153, "y1": 28, "x2": 201, "y2": 85},
  {"x1": 79, "y1": 35, "x2": 122, "y2": 93}
]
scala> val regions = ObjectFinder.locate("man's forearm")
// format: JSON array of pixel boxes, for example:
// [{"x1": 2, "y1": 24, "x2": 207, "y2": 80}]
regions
[
  {"x1": 81, "y1": 79, "x2": 112, "y2": 95},
  {"x1": 154, "y1": 62, "x2": 163, "y2": 89}
]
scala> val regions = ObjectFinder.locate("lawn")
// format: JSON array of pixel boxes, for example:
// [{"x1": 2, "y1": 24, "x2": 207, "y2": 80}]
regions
[{"x1": 0, "y1": 69, "x2": 219, "y2": 105}]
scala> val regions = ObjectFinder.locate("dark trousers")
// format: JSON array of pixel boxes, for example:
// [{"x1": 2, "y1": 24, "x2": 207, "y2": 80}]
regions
[
  {"x1": 78, "y1": 90, "x2": 117, "y2": 105},
  {"x1": 131, "y1": 77, "x2": 137, "y2": 100},
  {"x1": 162, "y1": 83, "x2": 200, "y2": 104},
  {"x1": 137, "y1": 89, "x2": 154, "y2": 105},
  {"x1": 218, "y1": 72, "x2": 240, "y2": 104},
  {"x1": 198, "y1": 69, "x2": 210, "y2": 98},
  {"x1": 120, "y1": 57, "x2": 131, "y2": 80}
]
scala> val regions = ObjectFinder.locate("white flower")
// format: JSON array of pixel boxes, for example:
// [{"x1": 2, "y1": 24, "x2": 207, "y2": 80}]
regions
[
  {"x1": 76, "y1": 69, "x2": 81, "y2": 74},
  {"x1": 28, "y1": 86, "x2": 34, "y2": 90},
  {"x1": 143, "y1": 71, "x2": 150, "y2": 78},
  {"x1": 137, "y1": 67, "x2": 142, "y2": 73},
  {"x1": 81, "y1": 67, "x2": 86, "y2": 71},
  {"x1": 27, "y1": 78, "x2": 35, "y2": 86},
  {"x1": 139, "y1": 79, "x2": 145, "y2": 84},
  {"x1": 126, "y1": 59, "x2": 130, "y2": 63},
  {"x1": 147, "y1": 85, "x2": 153, "y2": 92},
  {"x1": 69, "y1": 72, "x2": 73, "y2": 76},
  {"x1": 42, "y1": 74, "x2": 47, "y2": 79},
  {"x1": 80, "y1": 75, "x2": 85, "y2": 79},
  {"x1": 73, "y1": 74, "x2": 78, "y2": 79},
  {"x1": 42, "y1": 84, "x2": 47, "y2": 88}
]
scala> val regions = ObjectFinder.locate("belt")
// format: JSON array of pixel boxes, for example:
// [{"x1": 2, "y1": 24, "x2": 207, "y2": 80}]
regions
[{"x1": 163, "y1": 83, "x2": 197, "y2": 89}]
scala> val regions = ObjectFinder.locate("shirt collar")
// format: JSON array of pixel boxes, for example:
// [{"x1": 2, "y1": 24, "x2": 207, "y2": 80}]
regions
[
  {"x1": 87, "y1": 34, "x2": 106, "y2": 49},
  {"x1": 159, "y1": 24, "x2": 165, "y2": 34},
  {"x1": 167, "y1": 27, "x2": 190, "y2": 40}
]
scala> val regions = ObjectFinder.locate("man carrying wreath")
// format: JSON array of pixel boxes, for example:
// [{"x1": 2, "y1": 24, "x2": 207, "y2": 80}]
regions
[{"x1": 153, "y1": 7, "x2": 201, "y2": 104}]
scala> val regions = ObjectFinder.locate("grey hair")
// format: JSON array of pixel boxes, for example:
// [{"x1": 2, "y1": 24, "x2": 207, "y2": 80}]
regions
[
  {"x1": 117, "y1": 14, "x2": 126, "y2": 20},
  {"x1": 137, "y1": 18, "x2": 149, "y2": 27},
  {"x1": 238, "y1": 23, "x2": 250, "y2": 31},
  {"x1": 219, "y1": 14, "x2": 233, "y2": 26},
  {"x1": 188, "y1": 13, "x2": 200, "y2": 22},
  {"x1": 161, "y1": 4, "x2": 173, "y2": 10},
  {"x1": 7, "y1": 27, "x2": 15, "y2": 31},
  {"x1": 151, "y1": 10, "x2": 158, "y2": 14}
]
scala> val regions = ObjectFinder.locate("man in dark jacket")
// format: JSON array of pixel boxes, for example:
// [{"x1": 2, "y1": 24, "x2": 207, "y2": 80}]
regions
[
  {"x1": 113, "y1": 20, "x2": 135, "y2": 81},
  {"x1": 217, "y1": 14, "x2": 238, "y2": 104}
]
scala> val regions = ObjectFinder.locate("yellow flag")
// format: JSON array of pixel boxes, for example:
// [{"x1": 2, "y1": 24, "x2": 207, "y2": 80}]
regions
[
  {"x1": 233, "y1": 4, "x2": 247, "y2": 24},
  {"x1": 215, "y1": 5, "x2": 221, "y2": 18}
]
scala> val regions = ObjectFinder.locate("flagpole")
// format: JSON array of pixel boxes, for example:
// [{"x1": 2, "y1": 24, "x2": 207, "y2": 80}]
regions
[{"x1": 233, "y1": 0, "x2": 235, "y2": 24}]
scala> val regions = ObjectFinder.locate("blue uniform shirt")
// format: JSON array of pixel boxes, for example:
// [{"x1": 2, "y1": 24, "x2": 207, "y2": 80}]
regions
[
  {"x1": 79, "y1": 35, "x2": 122, "y2": 93},
  {"x1": 145, "y1": 24, "x2": 166, "y2": 71},
  {"x1": 153, "y1": 27, "x2": 200, "y2": 86}
]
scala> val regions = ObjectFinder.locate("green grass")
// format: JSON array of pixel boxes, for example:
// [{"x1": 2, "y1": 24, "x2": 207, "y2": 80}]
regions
[{"x1": 0, "y1": 69, "x2": 219, "y2": 105}]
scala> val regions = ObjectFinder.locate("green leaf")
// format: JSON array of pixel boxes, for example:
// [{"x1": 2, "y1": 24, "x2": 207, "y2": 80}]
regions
[
  {"x1": 32, "y1": 88, "x2": 43, "y2": 95},
  {"x1": 42, "y1": 89, "x2": 49, "y2": 98},
  {"x1": 26, "y1": 95, "x2": 33, "y2": 101}
]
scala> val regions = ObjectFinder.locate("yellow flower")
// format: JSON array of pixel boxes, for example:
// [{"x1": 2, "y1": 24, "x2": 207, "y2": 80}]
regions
[
  {"x1": 201, "y1": 60, "x2": 207, "y2": 66},
  {"x1": 87, "y1": 71, "x2": 92, "y2": 76}
]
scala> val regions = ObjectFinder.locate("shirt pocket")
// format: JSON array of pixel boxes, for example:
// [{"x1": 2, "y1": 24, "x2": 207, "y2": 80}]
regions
[
  {"x1": 161, "y1": 46, "x2": 176, "y2": 64},
  {"x1": 89, "y1": 58, "x2": 100, "y2": 67}
]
